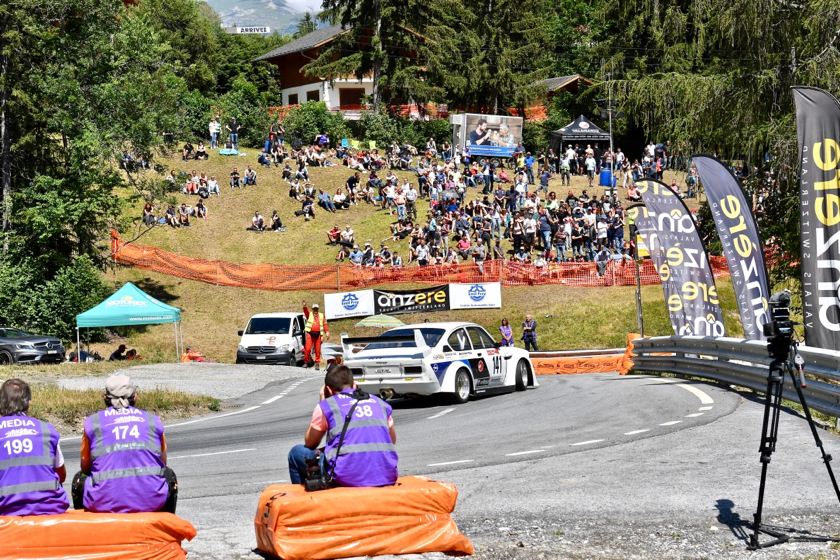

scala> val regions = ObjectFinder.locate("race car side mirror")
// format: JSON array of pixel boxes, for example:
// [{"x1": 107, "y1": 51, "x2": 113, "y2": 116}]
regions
[
  {"x1": 238, "y1": 330, "x2": 243, "y2": 336},
  {"x1": 494, "y1": 341, "x2": 502, "y2": 348}
]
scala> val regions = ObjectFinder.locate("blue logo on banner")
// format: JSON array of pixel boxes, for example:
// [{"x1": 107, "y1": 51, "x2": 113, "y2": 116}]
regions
[
  {"x1": 342, "y1": 293, "x2": 359, "y2": 310},
  {"x1": 468, "y1": 285, "x2": 486, "y2": 302}
]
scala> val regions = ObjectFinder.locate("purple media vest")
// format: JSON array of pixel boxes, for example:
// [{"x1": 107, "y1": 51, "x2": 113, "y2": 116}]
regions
[
  {"x1": 320, "y1": 389, "x2": 399, "y2": 487},
  {"x1": 83, "y1": 406, "x2": 167, "y2": 513},
  {"x1": 0, "y1": 414, "x2": 69, "y2": 516}
]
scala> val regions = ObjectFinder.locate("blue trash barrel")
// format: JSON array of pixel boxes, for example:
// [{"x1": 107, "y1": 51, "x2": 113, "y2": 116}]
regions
[{"x1": 599, "y1": 169, "x2": 615, "y2": 187}]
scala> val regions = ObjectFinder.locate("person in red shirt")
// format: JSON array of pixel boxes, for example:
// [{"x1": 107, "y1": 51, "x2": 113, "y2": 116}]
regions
[{"x1": 302, "y1": 300, "x2": 330, "y2": 370}]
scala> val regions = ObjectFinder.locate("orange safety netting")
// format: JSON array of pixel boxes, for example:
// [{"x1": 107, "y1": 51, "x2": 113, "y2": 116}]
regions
[
  {"x1": 111, "y1": 232, "x2": 730, "y2": 292},
  {"x1": 531, "y1": 333, "x2": 640, "y2": 375}
]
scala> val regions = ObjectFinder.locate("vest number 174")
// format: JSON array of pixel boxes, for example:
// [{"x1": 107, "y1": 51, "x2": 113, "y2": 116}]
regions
[{"x1": 112, "y1": 425, "x2": 141, "y2": 440}]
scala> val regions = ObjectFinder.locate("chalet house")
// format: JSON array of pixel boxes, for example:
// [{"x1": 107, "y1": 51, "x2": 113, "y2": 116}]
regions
[{"x1": 255, "y1": 25, "x2": 373, "y2": 114}]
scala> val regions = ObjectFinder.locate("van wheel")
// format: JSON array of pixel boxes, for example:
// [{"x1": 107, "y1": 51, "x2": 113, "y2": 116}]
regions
[
  {"x1": 289, "y1": 351, "x2": 297, "y2": 366},
  {"x1": 449, "y1": 369, "x2": 472, "y2": 404}
]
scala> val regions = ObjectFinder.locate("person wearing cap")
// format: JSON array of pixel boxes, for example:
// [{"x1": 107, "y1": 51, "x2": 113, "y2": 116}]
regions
[
  {"x1": 0, "y1": 378, "x2": 69, "y2": 516},
  {"x1": 73, "y1": 375, "x2": 177, "y2": 513},
  {"x1": 348, "y1": 244, "x2": 363, "y2": 266},
  {"x1": 302, "y1": 300, "x2": 330, "y2": 370},
  {"x1": 108, "y1": 344, "x2": 127, "y2": 361}
]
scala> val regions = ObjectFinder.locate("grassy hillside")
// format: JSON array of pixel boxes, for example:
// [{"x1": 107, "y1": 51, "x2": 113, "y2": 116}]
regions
[{"x1": 85, "y1": 145, "x2": 739, "y2": 363}]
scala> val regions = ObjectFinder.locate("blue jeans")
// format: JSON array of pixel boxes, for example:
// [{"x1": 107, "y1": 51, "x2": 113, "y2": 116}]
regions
[
  {"x1": 210, "y1": 132, "x2": 218, "y2": 148},
  {"x1": 230, "y1": 133, "x2": 239, "y2": 149},
  {"x1": 288, "y1": 444, "x2": 324, "y2": 484},
  {"x1": 397, "y1": 204, "x2": 406, "y2": 220},
  {"x1": 526, "y1": 167, "x2": 534, "y2": 184},
  {"x1": 555, "y1": 243, "x2": 567, "y2": 262},
  {"x1": 540, "y1": 230, "x2": 552, "y2": 249}
]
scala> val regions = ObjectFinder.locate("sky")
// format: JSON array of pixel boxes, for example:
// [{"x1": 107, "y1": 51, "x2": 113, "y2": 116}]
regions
[{"x1": 285, "y1": 0, "x2": 320, "y2": 12}]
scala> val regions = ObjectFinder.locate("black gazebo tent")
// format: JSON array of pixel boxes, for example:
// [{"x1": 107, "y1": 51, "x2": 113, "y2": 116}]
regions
[{"x1": 550, "y1": 115, "x2": 611, "y2": 153}]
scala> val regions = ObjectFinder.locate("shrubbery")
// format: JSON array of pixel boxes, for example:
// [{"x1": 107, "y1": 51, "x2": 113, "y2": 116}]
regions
[{"x1": 281, "y1": 101, "x2": 350, "y2": 147}]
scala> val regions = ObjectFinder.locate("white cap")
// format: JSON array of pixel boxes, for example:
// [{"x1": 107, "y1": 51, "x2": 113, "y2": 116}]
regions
[{"x1": 313, "y1": 303, "x2": 319, "y2": 309}]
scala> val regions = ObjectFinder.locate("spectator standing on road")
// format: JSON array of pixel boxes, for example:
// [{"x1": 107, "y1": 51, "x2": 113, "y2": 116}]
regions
[
  {"x1": 499, "y1": 319, "x2": 514, "y2": 347},
  {"x1": 522, "y1": 314, "x2": 538, "y2": 352},
  {"x1": 302, "y1": 301, "x2": 330, "y2": 370},
  {"x1": 72, "y1": 375, "x2": 177, "y2": 513},
  {"x1": 0, "y1": 379, "x2": 69, "y2": 516},
  {"x1": 287, "y1": 365, "x2": 398, "y2": 487}
]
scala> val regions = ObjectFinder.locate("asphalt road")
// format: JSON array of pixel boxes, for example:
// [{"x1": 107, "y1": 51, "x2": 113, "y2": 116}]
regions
[{"x1": 61, "y1": 372, "x2": 840, "y2": 559}]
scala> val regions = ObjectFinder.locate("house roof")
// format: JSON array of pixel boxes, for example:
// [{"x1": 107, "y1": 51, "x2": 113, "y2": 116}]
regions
[
  {"x1": 254, "y1": 25, "x2": 348, "y2": 62},
  {"x1": 539, "y1": 74, "x2": 593, "y2": 91}
]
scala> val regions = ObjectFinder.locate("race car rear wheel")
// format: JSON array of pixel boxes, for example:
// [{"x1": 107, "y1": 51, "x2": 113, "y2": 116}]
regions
[
  {"x1": 515, "y1": 359, "x2": 529, "y2": 391},
  {"x1": 450, "y1": 369, "x2": 472, "y2": 404}
]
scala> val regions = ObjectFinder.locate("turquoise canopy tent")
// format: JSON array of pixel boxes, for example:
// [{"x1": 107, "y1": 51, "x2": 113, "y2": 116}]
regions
[{"x1": 75, "y1": 282, "x2": 183, "y2": 361}]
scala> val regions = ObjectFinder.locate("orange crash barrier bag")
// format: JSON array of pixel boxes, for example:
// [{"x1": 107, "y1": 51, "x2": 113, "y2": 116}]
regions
[
  {"x1": 254, "y1": 475, "x2": 474, "y2": 560},
  {"x1": 0, "y1": 510, "x2": 196, "y2": 560}
]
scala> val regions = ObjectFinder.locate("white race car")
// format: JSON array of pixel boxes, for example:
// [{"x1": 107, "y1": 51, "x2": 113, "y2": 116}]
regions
[{"x1": 340, "y1": 322, "x2": 537, "y2": 404}]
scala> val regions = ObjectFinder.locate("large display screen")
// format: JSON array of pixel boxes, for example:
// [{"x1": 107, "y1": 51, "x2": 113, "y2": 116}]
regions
[{"x1": 465, "y1": 114, "x2": 523, "y2": 157}]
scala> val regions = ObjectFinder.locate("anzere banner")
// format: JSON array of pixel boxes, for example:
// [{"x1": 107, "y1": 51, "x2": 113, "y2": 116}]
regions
[
  {"x1": 793, "y1": 86, "x2": 840, "y2": 349},
  {"x1": 637, "y1": 180, "x2": 726, "y2": 336},
  {"x1": 692, "y1": 155, "x2": 771, "y2": 340},
  {"x1": 626, "y1": 204, "x2": 686, "y2": 334},
  {"x1": 374, "y1": 285, "x2": 450, "y2": 315}
]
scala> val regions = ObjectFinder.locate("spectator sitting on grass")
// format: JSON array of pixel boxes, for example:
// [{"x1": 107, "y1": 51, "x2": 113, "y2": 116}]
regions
[
  {"x1": 182, "y1": 141, "x2": 194, "y2": 160},
  {"x1": 258, "y1": 149, "x2": 271, "y2": 168},
  {"x1": 165, "y1": 204, "x2": 178, "y2": 227},
  {"x1": 340, "y1": 224, "x2": 355, "y2": 245},
  {"x1": 178, "y1": 203, "x2": 191, "y2": 227},
  {"x1": 334, "y1": 188, "x2": 349, "y2": 209},
  {"x1": 327, "y1": 223, "x2": 341, "y2": 245},
  {"x1": 207, "y1": 175, "x2": 220, "y2": 196},
  {"x1": 249, "y1": 211, "x2": 265, "y2": 232},
  {"x1": 230, "y1": 167, "x2": 241, "y2": 189},
  {"x1": 195, "y1": 141, "x2": 208, "y2": 160},
  {"x1": 244, "y1": 166, "x2": 257, "y2": 186},
  {"x1": 270, "y1": 210, "x2": 283, "y2": 231},
  {"x1": 318, "y1": 189, "x2": 336, "y2": 212},
  {"x1": 301, "y1": 196, "x2": 315, "y2": 221},
  {"x1": 348, "y1": 244, "x2": 363, "y2": 266},
  {"x1": 282, "y1": 162, "x2": 293, "y2": 182},
  {"x1": 143, "y1": 202, "x2": 156, "y2": 226},
  {"x1": 193, "y1": 199, "x2": 207, "y2": 220}
]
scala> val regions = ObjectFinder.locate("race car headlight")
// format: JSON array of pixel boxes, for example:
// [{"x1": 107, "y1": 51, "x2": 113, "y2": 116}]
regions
[{"x1": 15, "y1": 343, "x2": 34, "y2": 350}]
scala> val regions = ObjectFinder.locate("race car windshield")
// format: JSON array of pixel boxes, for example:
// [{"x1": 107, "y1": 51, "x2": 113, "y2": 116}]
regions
[
  {"x1": 364, "y1": 328, "x2": 445, "y2": 350},
  {"x1": 245, "y1": 317, "x2": 291, "y2": 335}
]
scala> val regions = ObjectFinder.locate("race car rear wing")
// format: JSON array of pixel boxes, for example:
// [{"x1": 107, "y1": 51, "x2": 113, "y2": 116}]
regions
[{"x1": 340, "y1": 332, "x2": 426, "y2": 358}]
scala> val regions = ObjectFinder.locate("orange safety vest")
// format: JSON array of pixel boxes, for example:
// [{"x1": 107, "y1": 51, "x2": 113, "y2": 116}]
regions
[{"x1": 305, "y1": 312, "x2": 326, "y2": 334}]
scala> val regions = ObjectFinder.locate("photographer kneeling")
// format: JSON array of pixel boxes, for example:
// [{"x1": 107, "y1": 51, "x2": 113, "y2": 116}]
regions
[{"x1": 288, "y1": 365, "x2": 398, "y2": 489}]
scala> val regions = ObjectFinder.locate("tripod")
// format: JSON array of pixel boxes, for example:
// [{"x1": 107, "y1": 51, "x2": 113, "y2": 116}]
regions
[{"x1": 749, "y1": 337, "x2": 840, "y2": 549}]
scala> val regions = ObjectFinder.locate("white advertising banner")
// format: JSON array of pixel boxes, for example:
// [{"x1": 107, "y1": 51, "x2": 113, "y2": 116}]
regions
[
  {"x1": 449, "y1": 283, "x2": 502, "y2": 310},
  {"x1": 324, "y1": 290, "x2": 375, "y2": 320}
]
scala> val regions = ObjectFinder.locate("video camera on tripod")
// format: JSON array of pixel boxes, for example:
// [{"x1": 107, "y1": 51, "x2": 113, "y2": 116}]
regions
[{"x1": 762, "y1": 291, "x2": 795, "y2": 361}]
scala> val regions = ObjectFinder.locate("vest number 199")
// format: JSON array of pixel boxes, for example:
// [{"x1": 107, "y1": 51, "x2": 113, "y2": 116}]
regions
[
  {"x1": 112, "y1": 425, "x2": 141, "y2": 440},
  {"x1": 3, "y1": 438, "x2": 33, "y2": 455}
]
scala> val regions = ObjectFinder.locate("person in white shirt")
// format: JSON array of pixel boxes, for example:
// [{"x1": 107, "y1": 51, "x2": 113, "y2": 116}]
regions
[
  {"x1": 207, "y1": 176, "x2": 219, "y2": 196},
  {"x1": 585, "y1": 156, "x2": 597, "y2": 186}
]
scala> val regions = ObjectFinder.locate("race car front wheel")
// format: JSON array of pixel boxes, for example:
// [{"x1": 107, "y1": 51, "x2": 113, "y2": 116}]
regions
[
  {"x1": 515, "y1": 360, "x2": 529, "y2": 391},
  {"x1": 450, "y1": 369, "x2": 472, "y2": 404}
]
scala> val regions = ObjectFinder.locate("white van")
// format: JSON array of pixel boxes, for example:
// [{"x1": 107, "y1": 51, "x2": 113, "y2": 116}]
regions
[{"x1": 236, "y1": 313, "x2": 306, "y2": 365}]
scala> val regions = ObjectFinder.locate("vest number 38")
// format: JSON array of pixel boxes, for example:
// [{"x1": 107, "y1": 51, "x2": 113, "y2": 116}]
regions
[{"x1": 353, "y1": 405, "x2": 375, "y2": 418}]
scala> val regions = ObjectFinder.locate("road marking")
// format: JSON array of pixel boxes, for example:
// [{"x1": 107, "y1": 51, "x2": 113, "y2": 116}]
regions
[
  {"x1": 262, "y1": 395, "x2": 285, "y2": 404},
  {"x1": 624, "y1": 429, "x2": 650, "y2": 435},
  {"x1": 570, "y1": 439, "x2": 604, "y2": 446},
  {"x1": 660, "y1": 420, "x2": 683, "y2": 426},
  {"x1": 654, "y1": 378, "x2": 715, "y2": 404},
  {"x1": 166, "y1": 406, "x2": 261, "y2": 428},
  {"x1": 685, "y1": 412, "x2": 704, "y2": 418},
  {"x1": 168, "y1": 448, "x2": 256, "y2": 460},
  {"x1": 427, "y1": 460, "x2": 474, "y2": 467},
  {"x1": 699, "y1": 406, "x2": 713, "y2": 411},
  {"x1": 427, "y1": 408, "x2": 455, "y2": 420},
  {"x1": 505, "y1": 449, "x2": 545, "y2": 456}
]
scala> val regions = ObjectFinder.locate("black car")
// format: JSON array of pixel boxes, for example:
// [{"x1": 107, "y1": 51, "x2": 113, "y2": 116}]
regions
[{"x1": 0, "y1": 327, "x2": 65, "y2": 365}]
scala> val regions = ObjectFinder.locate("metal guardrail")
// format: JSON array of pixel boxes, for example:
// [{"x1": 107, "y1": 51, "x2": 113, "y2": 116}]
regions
[{"x1": 631, "y1": 336, "x2": 840, "y2": 419}]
